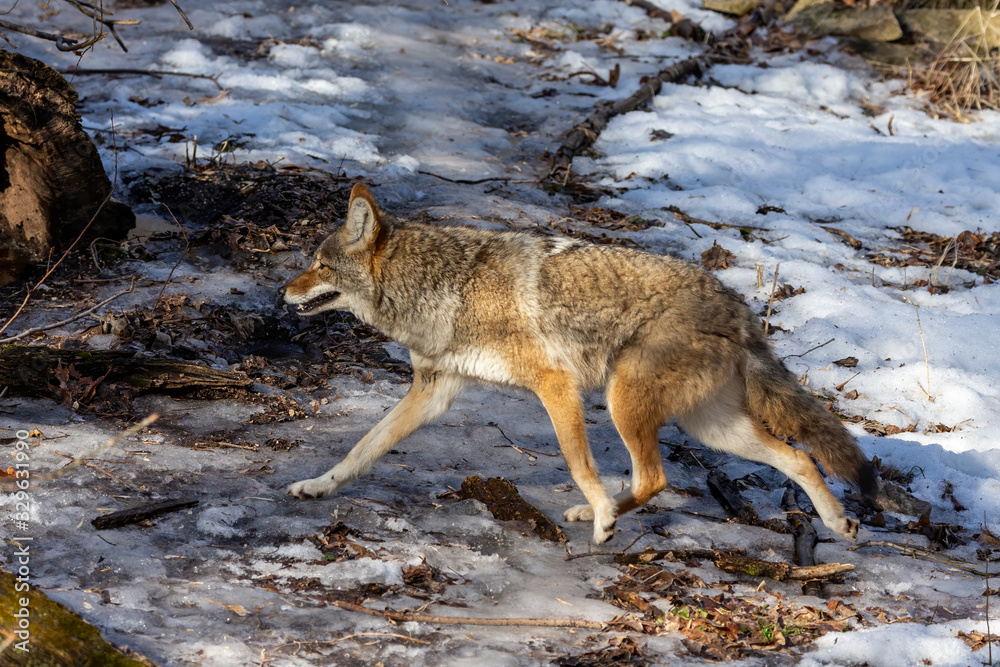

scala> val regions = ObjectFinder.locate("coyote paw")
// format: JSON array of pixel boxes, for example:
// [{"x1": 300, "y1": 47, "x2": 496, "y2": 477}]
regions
[
  {"x1": 592, "y1": 508, "x2": 617, "y2": 545},
  {"x1": 287, "y1": 476, "x2": 341, "y2": 499},
  {"x1": 827, "y1": 516, "x2": 859, "y2": 541},
  {"x1": 564, "y1": 503, "x2": 617, "y2": 543},
  {"x1": 563, "y1": 504, "x2": 594, "y2": 522}
]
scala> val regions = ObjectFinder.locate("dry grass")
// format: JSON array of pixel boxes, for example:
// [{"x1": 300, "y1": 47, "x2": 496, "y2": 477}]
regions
[{"x1": 908, "y1": 1, "x2": 1000, "y2": 121}]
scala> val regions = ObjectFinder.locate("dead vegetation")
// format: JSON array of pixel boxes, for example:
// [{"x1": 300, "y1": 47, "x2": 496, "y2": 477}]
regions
[
  {"x1": 868, "y1": 226, "x2": 1000, "y2": 289},
  {"x1": 906, "y1": 1, "x2": 1000, "y2": 121}
]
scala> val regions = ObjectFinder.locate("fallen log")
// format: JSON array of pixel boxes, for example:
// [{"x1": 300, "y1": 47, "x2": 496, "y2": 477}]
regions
[
  {"x1": 0, "y1": 49, "x2": 134, "y2": 278},
  {"x1": 0, "y1": 345, "x2": 252, "y2": 398},
  {"x1": 546, "y1": 12, "x2": 766, "y2": 184},
  {"x1": 615, "y1": 547, "x2": 853, "y2": 581},
  {"x1": 706, "y1": 469, "x2": 788, "y2": 533},
  {"x1": 782, "y1": 486, "x2": 824, "y2": 596},
  {"x1": 92, "y1": 499, "x2": 199, "y2": 530}
]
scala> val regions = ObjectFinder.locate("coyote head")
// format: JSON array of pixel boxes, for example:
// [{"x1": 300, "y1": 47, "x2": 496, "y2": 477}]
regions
[{"x1": 283, "y1": 183, "x2": 387, "y2": 317}]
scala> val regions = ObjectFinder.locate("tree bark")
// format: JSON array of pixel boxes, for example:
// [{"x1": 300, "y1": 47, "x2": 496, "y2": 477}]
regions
[
  {"x1": 0, "y1": 49, "x2": 134, "y2": 278},
  {"x1": 0, "y1": 345, "x2": 251, "y2": 397}
]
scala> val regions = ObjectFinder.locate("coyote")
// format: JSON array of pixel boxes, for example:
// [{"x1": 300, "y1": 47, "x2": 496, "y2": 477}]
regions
[{"x1": 283, "y1": 184, "x2": 875, "y2": 544}]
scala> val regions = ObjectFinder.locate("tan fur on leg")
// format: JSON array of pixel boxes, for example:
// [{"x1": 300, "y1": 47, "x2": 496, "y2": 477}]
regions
[
  {"x1": 288, "y1": 367, "x2": 466, "y2": 499},
  {"x1": 533, "y1": 369, "x2": 617, "y2": 544}
]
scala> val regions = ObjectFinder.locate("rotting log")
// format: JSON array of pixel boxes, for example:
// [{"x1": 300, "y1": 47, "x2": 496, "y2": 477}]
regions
[
  {"x1": 92, "y1": 499, "x2": 199, "y2": 530},
  {"x1": 0, "y1": 345, "x2": 251, "y2": 397},
  {"x1": 706, "y1": 469, "x2": 788, "y2": 533},
  {"x1": 546, "y1": 11, "x2": 766, "y2": 184},
  {"x1": 0, "y1": 49, "x2": 134, "y2": 279},
  {"x1": 782, "y1": 486, "x2": 824, "y2": 596},
  {"x1": 0, "y1": 568, "x2": 157, "y2": 666},
  {"x1": 547, "y1": 57, "x2": 705, "y2": 185},
  {"x1": 615, "y1": 547, "x2": 853, "y2": 581},
  {"x1": 457, "y1": 476, "x2": 568, "y2": 543}
]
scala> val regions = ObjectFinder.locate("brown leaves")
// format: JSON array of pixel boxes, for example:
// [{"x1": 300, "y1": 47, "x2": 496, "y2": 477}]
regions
[
  {"x1": 868, "y1": 226, "x2": 1000, "y2": 287},
  {"x1": 602, "y1": 564, "x2": 857, "y2": 661},
  {"x1": 701, "y1": 241, "x2": 735, "y2": 270},
  {"x1": 52, "y1": 362, "x2": 110, "y2": 409},
  {"x1": 309, "y1": 521, "x2": 378, "y2": 562},
  {"x1": 957, "y1": 630, "x2": 1000, "y2": 652},
  {"x1": 771, "y1": 283, "x2": 806, "y2": 301},
  {"x1": 570, "y1": 205, "x2": 658, "y2": 232},
  {"x1": 906, "y1": 515, "x2": 966, "y2": 550},
  {"x1": 554, "y1": 635, "x2": 646, "y2": 667}
]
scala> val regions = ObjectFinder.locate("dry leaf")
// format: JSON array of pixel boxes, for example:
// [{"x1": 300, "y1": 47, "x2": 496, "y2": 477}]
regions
[{"x1": 701, "y1": 241, "x2": 735, "y2": 270}]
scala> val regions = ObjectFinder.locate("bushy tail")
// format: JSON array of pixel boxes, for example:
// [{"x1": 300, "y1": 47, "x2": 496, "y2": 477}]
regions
[{"x1": 741, "y1": 336, "x2": 877, "y2": 503}]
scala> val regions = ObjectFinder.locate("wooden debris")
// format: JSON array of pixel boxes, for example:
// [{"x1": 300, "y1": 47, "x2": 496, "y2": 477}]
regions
[
  {"x1": 457, "y1": 476, "x2": 568, "y2": 542},
  {"x1": 614, "y1": 546, "x2": 853, "y2": 582},
  {"x1": 783, "y1": 487, "x2": 824, "y2": 596},
  {"x1": 0, "y1": 50, "x2": 134, "y2": 279},
  {"x1": 0, "y1": 345, "x2": 252, "y2": 400},
  {"x1": 706, "y1": 470, "x2": 788, "y2": 533},
  {"x1": 548, "y1": 57, "x2": 704, "y2": 185},
  {"x1": 332, "y1": 600, "x2": 604, "y2": 630},
  {"x1": 546, "y1": 11, "x2": 767, "y2": 184},
  {"x1": 91, "y1": 499, "x2": 198, "y2": 530}
]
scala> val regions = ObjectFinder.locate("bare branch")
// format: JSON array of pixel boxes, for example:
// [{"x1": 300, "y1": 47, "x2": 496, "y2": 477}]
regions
[
  {"x1": 0, "y1": 284, "x2": 135, "y2": 344},
  {"x1": 0, "y1": 17, "x2": 106, "y2": 52}
]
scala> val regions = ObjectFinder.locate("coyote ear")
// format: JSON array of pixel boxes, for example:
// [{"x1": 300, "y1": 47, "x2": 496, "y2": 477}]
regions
[{"x1": 341, "y1": 183, "x2": 386, "y2": 253}]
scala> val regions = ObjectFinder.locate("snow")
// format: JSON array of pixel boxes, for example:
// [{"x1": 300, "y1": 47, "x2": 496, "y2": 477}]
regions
[{"x1": 2, "y1": 0, "x2": 999, "y2": 665}]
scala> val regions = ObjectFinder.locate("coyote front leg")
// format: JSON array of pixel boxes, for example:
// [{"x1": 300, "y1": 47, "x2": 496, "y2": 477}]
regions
[{"x1": 288, "y1": 367, "x2": 466, "y2": 499}]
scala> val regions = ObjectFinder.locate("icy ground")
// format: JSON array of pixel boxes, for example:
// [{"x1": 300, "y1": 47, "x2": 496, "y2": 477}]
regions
[{"x1": 2, "y1": 0, "x2": 1000, "y2": 665}]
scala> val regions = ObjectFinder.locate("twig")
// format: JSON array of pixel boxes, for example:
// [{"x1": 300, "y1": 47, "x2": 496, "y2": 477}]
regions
[
  {"x1": 781, "y1": 337, "x2": 835, "y2": 361},
  {"x1": 167, "y1": 0, "x2": 193, "y2": 30},
  {"x1": 913, "y1": 305, "x2": 933, "y2": 402},
  {"x1": 987, "y1": 512, "x2": 994, "y2": 666},
  {"x1": 665, "y1": 206, "x2": 765, "y2": 232},
  {"x1": 260, "y1": 633, "x2": 428, "y2": 666},
  {"x1": 194, "y1": 441, "x2": 258, "y2": 451},
  {"x1": 622, "y1": 0, "x2": 675, "y2": 22},
  {"x1": 0, "y1": 285, "x2": 135, "y2": 344},
  {"x1": 928, "y1": 236, "x2": 955, "y2": 287},
  {"x1": 849, "y1": 540, "x2": 989, "y2": 576},
  {"x1": 764, "y1": 263, "x2": 779, "y2": 336},
  {"x1": 55, "y1": 451, "x2": 136, "y2": 490},
  {"x1": 0, "y1": 414, "x2": 158, "y2": 489},
  {"x1": 416, "y1": 170, "x2": 534, "y2": 185},
  {"x1": 332, "y1": 600, "x2": 605, "y2": 629},
  {"x1": 63, "y1": 67, "x2": 223, "y2": 90},
  {"x1": 64, "y1": 0, "x2": 141, "y2": 52},
  {"x1": 91, "y1": 498, "x2": 199, "y2": 529},
  {"x1": 0, "y1": 17, "x2": 106, "y2": 52},
  {"x1": 151, "y1": 204, "x2": 190, "y2": 316}
]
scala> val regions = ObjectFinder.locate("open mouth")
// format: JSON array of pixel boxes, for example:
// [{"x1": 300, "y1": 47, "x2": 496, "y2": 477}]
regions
[{"x1": 295, "y1": 291, "x2": 340, "y2": 314}]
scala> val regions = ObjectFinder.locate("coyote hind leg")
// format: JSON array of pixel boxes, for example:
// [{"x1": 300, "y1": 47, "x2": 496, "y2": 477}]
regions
[{"x1": 678, "y1": 378, "x2": 859, "y2": 540}]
